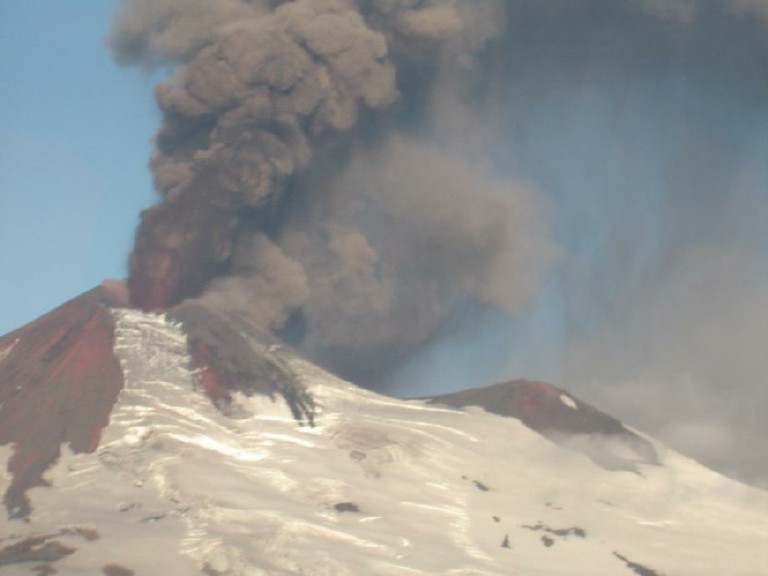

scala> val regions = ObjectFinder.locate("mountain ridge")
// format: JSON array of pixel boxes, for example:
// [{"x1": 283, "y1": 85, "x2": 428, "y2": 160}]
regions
[{"x1": 1, "y1": 287, "x2": 767, "y2": 575}]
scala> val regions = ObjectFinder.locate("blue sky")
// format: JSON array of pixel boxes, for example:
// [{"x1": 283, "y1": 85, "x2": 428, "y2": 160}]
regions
[{"x1": 0, "y1": 1, "x2": 158, "y2": 334}]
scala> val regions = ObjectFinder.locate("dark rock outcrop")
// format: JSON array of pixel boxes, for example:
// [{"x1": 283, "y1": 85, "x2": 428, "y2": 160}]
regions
[
  {"x1": 334, "y1": 502, "x2": 360, "y2": 513},
  {"x1": 171, "y1": 302, "x2": 315, "y2": 426},
  {"x1": 426, "y1": 380, "x2": 659, "y2": 472},
  {"x1": 0, "y1": 528, "x2": 99, "y2": 571},
  {"x1": 103, "y1": 565, "x2": 135, "y2": 576},
  {"x1": 522, "y1": 522, "x2": 587, "y2": 539},
  {"x1": 614, "y1": 551, "x2": 664, "y2": 576}
]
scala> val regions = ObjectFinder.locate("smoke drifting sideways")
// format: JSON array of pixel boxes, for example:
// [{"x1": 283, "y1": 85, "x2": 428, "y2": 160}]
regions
[
  {"x1": 111, "y1": 0, "x2": 768, "y2": 484},
  {"x1": 110, "y1": 0, "x2": 556, "y2": 383},
  {"x1": 375, "y1": 1, "x2": 768, "y2": 486}
]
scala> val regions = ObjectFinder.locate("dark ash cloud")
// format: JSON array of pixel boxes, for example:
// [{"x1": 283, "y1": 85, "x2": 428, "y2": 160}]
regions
[
  {"x1": 110, "y1": 0, "x2": 768, "y2": 486},
  {"x1": 111, "y1": 0, "x2": 554, "y2": 382}
]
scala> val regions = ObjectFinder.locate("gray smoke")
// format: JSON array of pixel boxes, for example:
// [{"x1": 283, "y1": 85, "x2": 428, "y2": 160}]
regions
[
  {"x1": 281, "y1": 134, "x2": 553, "y2": 372},
  {"x1": 111, "y1": 0, "x2": 768, "y2": 485},
  {"x1": 363, "y1": 0, "x2": 766, "y2": 487},
  {"x1": 638, "y1": 0, "x2": 768, "y2": 21},
  {"x1": 502, "y1": 0, "x2": 768, "y2": 488},
  {"x1": 110, "y1": 0, "x2": 555, "y2": 381}
]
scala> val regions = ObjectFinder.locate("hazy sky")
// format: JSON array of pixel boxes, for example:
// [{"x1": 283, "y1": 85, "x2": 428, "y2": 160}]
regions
[{"x1": 0, "y1": 1, "x2": 157, "y2": 335}]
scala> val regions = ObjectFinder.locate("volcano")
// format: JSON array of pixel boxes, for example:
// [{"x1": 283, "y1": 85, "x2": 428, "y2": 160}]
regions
[{"x1": 1, "y1": 287, "x2": 767, "y2": 575}]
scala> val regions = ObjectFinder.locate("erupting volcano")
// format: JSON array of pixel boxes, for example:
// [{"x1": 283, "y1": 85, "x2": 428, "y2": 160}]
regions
[{"x1": 2, "y1": 0, "x2": 768, "y2": 574}]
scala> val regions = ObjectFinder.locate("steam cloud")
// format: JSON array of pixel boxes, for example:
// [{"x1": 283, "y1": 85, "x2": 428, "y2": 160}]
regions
[{"x1": 111, "y1": 1, "x2": 768, "y2": 484}]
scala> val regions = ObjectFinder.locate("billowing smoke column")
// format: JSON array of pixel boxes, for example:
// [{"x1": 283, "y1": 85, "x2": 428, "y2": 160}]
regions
[
  {"x1": 111, "y1": 0, "x2": 556, "y2": 383},
  {"x1": 111, "y1": 0, "x2": 768, "y2": 486}
]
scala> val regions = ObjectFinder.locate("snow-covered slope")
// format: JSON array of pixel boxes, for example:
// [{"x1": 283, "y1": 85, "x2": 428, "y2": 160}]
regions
[{"x1": 2, "y1": 309, "x2": 767, "y2": 575}]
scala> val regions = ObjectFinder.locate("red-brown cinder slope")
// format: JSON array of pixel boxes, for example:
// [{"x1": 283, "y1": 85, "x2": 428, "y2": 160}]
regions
[
  {"x1": 426, "y1": 380, "x2": 659, "y2": 472},
  {"x1": 0, "y1": 286, "x2": 125, "y2": 518}
]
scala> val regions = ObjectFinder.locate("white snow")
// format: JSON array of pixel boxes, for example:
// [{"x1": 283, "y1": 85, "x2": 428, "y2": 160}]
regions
[
  {"x1": 2, "y1": 309, "x2": 767, "y2": 575},
  {"x1": 559, "y1": 393, "x2": 578, "y2": 410},
  {"x1": 0, "y1": 337, "x2": 19, "y2": 364}
]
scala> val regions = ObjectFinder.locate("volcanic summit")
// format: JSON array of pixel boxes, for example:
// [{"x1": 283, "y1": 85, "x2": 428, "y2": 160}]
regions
[
  {"x1": 2, "y1": 286, "x2": 768, "y2": 575},
  {"x1": 3, "y1": 0, "x2": 768, "y2": 573}
]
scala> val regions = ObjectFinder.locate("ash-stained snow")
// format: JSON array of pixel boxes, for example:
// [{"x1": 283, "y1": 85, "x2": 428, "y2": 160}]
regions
[{"x1": 2, "y1": 309, "x2": 767, "y2": 575}]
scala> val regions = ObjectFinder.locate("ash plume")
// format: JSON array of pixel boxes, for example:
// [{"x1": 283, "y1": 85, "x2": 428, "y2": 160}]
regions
[
  {"x1": 110, "y1": 0, "x2": 555, "y2": 382},
  {"x1": 111, "y1": 0, "x2": 768, "y2": 484},
  {"x1": 371, "y1": 0, "x2": 767, "y2": 486}
]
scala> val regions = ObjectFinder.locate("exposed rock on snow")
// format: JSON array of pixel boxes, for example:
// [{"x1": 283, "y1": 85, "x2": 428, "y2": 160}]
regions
[
  {"x1": 426, "y1": 380, "x2": 660, "y2": 472},
  {"x1": 169, "y1": 302, "x2": 314, "y2": 425},
  {"x1": 613, "y1": 551, "x2": 664, "y2": 576}
]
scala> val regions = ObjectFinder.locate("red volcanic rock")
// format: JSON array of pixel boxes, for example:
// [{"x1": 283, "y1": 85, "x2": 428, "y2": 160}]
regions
[
  {"x1": 189, "y1": 338, "x2": 240, "y2": 407},
  {"x1": 128, "y1": 190, "x2": 237, "y2": 312},
  {"x1": 0, "y1": 289, "x2": 315, "y2": 519},
  {"x1": 426, "y1": 380, "x2": 659, "y2": 471},
  {"x1": 171, "y1": 302, "x2": 315, "y2": 425},
  {"x1": 99, "y1": 279, "x2": 130, "y2": 306},
  {"x1": 0, "y1": 287, "x2": 125, "y2": 518},
  {"x1": 426, "y1": 380, "x2": 618, "y2": 433}
]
